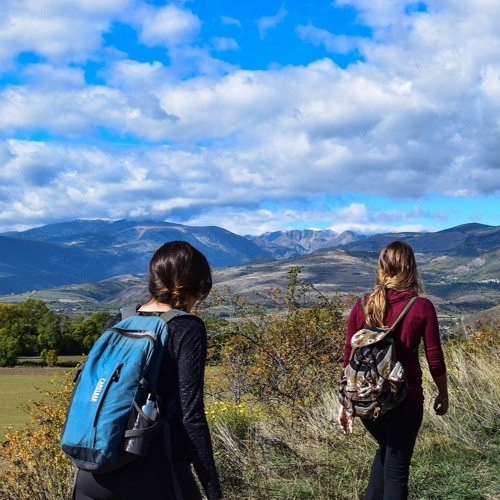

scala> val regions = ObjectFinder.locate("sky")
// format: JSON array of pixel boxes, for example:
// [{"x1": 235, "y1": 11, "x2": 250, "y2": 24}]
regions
[{"x1": 0, "y1": 0, "x2": 499, "y2": 237}]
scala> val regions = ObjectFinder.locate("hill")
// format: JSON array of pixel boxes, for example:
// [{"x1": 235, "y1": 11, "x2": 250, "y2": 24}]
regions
[
  {"x1": 2, "y1": 246, "x2": 498, "y2": 320},
  {"x1": 337, "y1": 222, "x2": 499, "y2": 255},
  {"x1": 0, "y1": 221, "x2": 498, "y2": 318},
  {"x1": 0, "y1": 219, "x2": 268, "y2": 294}
]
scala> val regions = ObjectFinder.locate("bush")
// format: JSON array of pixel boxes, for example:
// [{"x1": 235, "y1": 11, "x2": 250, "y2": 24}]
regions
[
  {"x1": 40, "y1": 349, "x2": 59, "y2": 366},
  {"x1": 213, "y1": 267, "x2": 349, "y2": 415},
  {"x1": 452, "y1": 316, "x2": 500, "y2": 353},
  {"x1": 0, "y1": 372, "x2": 74, "y2": 500}
]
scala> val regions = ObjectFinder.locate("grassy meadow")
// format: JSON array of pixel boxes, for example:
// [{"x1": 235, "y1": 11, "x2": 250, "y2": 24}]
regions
[
  {"x1": 0, "y1": 357, "x2": 81, "y2": 437},
  {"x1": 0, "y1": 367, "x2": 66, "y2": 436},
  {"x1": 0, "y1": 289, "x2": 499, "y2": 500},
  {"x1": 1, "y1": 344, "x2": 498, "y2": 499}
]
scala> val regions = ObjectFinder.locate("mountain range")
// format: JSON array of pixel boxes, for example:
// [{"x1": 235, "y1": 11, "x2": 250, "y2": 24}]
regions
[
  {"x1": 0, "y1": 220, "x2": 267, "y2": 294},
  {"x1": 0, "y1": 220, "x2": 498, "y2": 318},
  {"x1": 247, "y1": 228, "x2": 360, "y2": 258}
]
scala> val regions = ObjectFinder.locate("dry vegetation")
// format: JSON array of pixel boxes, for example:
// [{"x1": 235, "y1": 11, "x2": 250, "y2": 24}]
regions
[{"x1": 0, "y1": 271, "x2": 498, "y2": 499}]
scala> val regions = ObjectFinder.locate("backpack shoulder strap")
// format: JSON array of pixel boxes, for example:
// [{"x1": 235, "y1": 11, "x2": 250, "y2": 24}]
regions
[
  {"x1": 360, "y1": 295, "x2": 418, "y2": 329},
  {"x1": 389, "y1": 296, "x2": 418, "y2": 331},
  {"x1": 119, "y1": 306, "x2": 190, "y2": 323},
  {"x1": 120, "y1": 305, "x2": 139, "y2": 320},
  {"x1": 159, "y1": 309, "x2": 189, "y2": 323}
]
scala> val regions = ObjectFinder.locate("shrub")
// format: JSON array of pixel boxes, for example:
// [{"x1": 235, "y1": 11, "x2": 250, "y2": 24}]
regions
[
  {"x1": 213, "y1": 267, "x2": 349, "y2": 415},
  {"x1": 40, "y1": 348, "x2": 59, "y2": 366},
  {"x1": 453, "y1": 316, "x2": 500, "y2": 353},
  {"x1": 0, "y1": 372, "x2": 74, "y2": 500}
]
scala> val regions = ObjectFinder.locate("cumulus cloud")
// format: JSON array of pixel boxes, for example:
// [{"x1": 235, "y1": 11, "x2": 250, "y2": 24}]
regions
[
  {"x1": 136, "y1": 4, "x2": 201, "y2": 48},
  {"x1": 0, "y1": 0, "x2": 132, "y2": 69},
  {"x1": 0, "y1": 1, "x2": 499, "y2": 235}
]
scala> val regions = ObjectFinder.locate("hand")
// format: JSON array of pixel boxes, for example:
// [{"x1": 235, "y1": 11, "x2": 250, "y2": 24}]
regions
[
  {"x1": 433, "y1": 394, "x2": 449, "y2": 416},
  {"x1": 338, "y1": 406, "x2": 354, "y2": 434}
]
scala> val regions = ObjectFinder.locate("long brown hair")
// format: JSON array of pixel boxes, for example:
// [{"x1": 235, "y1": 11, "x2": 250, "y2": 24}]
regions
[
  {"x1": 365, "y1": 241, "x2": 423, "y2": 327},
  {"x1": 148, "y1": 241, "x2": 212, "y2": 310}
]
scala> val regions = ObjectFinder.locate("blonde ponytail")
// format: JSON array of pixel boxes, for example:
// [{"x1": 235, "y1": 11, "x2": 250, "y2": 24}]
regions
[{"x1": 365, "y1": 241, "x2": 423, "y2": 327}]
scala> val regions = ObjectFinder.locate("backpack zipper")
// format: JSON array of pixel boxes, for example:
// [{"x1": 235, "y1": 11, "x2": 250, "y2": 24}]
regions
[{"x1": 110, "y1": 328, "x2": 158, "y2": 345}]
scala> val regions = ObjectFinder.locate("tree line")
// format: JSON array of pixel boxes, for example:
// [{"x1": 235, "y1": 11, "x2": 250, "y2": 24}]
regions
[{"x1": 0, "y1": 299, "x2": 112, "y2": 366}]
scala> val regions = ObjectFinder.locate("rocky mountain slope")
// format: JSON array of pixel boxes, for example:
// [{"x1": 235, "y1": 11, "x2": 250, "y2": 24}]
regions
[
  {"x1": 0, "y1": 221, "x2": 498, "y2": 317},
  {"x1": 0, "y1": 219, "x2": 268, "y2": 294},
  {"x1": 248, "y1": 229, "x2": 360, "y2": 258}
]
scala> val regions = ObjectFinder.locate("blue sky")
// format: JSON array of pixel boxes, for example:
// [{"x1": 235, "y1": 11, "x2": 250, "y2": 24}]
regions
[{"x1": 0, "y1": 0, "x2": 499, "y2": 236}]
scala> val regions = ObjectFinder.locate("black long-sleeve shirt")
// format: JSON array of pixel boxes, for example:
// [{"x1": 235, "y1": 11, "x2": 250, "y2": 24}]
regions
[
  {"x1": 102, "y1": 311, "x2": 222, "y2": 500},
  {"x1": 158, "y1": 314, "x2": 222, "y2": 499}
]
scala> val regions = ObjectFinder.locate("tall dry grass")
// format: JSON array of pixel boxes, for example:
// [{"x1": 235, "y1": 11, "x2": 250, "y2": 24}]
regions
[
  {"x1": 0, "y1": 340, "x2": 498, "y2": 499},
  {"x1": 422, "y1": 346, "x2": 500, "y2": 446},
  {"x1": 208, "y1": 341, "x2": 500, "y2": 499},
  {"x1": 208, "y1": 387, "x2": 374, "y2": 499},
  {"x1": 410, "y1": 344, "x2": 500, "y2": 499}
]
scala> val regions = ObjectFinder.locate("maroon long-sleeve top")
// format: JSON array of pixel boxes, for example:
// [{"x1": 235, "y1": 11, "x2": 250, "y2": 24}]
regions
[{"x1": 343, "y1": 289, "x2": 447, "y2": 403}]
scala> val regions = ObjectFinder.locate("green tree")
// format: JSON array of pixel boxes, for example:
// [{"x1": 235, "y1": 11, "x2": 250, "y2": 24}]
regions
[
  {"x1": 69, "y1": 311, "x2": 113, "y2": 353},
  {"x1": 0, "y1": 305, "x2": 20, "y2": 366},
  {"x1": 12, "y1": 299, "x2": 54, "y2": 356},
  {"x1": 0, "y1": 327, "x2": 21, "y2": 366},
  {"x1": 215, "y1": 267, "x2": 350, "y2": 414},
  {"x1": 36, "y1": 309, "x2": 68, "y2": 356}
]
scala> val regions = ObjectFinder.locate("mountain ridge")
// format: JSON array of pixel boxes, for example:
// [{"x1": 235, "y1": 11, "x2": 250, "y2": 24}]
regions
[
  {"x1": 0, "y1": 220, "x2": 498, "y2": 301},
  {"x1": 0, "y1": 219, "x2": 269, "y2": 293},
  {"x1": 248, "y1": 228, "x2": 361, "y2": 258},
  {"x1": 336, "y1": 223, "x2": 499, "y2": 255}
]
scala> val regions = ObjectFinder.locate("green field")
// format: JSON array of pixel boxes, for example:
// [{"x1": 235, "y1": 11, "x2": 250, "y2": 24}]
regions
[{"x1": 0, "y1": 364, "x2": 77, "y2": 438}]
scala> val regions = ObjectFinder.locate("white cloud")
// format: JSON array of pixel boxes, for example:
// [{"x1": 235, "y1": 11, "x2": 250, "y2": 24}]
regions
[
  {"x1": 296, "y1": 23, "x2": 361, "y2": 55},
  {"x1": 137, "y1": 4, "x2": 201, "y2": 48},
  {"x1": 0, "y1": 1, "x2": 499, "y2": 235},
  {"x1": 257, "y1": 7, "x2": 287, "y2": 39},
  {"x1": 211, "y1": 37, "x2": 240, "y2": 52},
  {"x1": 20, "y1": 64, "x2": 86, "y2": 88},
  {"x1": 0, "y1": 0, "x2": 132, "y2": 68},
  {"x1": 325, "y1": 203, "x2": 436, "y2": 235}
]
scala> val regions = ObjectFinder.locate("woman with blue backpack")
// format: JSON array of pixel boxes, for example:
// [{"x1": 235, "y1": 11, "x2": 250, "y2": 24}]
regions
[
  {"x1": 72, "y1": 241, "x2": 223, "y2": 500},
  {"x1": 338, "y1": 240, "x2": 448, "y2": 500}
]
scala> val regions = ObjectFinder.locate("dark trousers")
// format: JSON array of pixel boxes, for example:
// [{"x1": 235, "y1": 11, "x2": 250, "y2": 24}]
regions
[
  {"x1": 73, "y1": 459, "x2": 201, "y2": 500},
  {"x1": 361, "y1": 397, "x2": 424, "y2": 500},
  {"x1": 73, "y1": 431, "x2": 202, "y2": 500}
]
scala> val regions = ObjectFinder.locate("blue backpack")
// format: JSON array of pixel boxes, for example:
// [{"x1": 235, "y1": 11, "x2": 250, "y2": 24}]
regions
[{"x1": 60, "y1": 307, "x2": 185, "y2": 473}]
